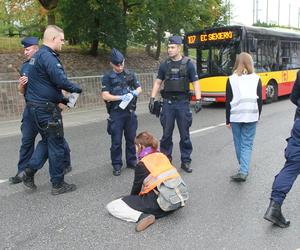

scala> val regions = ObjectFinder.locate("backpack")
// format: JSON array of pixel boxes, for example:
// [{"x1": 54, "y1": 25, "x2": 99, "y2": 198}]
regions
[{"x1": 156, "y1": 176, "x2": 189, "y2": 212}]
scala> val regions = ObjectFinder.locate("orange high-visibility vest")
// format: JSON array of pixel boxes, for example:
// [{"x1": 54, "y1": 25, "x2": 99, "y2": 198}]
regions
[{"x1": 139, "y1": 152, "x2": 180, "y2": 195}]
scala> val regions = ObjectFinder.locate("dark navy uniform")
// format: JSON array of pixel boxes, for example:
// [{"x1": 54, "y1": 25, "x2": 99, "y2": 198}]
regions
[
  {"x1": 271, "y1": 70, "x2": 300, "y2": 204},
  {"x1": 101, "y1": 70, "x2": 140, "y2": 172},
  {"x1": 25, "y1": 45, "x2": 81, "y2": 185},
  {"x1": 157, "y1": 57, "x2": 198, "y2": 164}
]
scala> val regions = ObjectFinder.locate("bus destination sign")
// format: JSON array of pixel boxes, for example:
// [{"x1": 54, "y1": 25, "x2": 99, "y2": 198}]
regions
[{"x1": 186, "y1": 29, "x2": 238, "y2": 46}]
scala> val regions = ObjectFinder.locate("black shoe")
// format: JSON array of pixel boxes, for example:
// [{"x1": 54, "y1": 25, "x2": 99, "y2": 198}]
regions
[
  {"x1": 64, "y1": 166, "x2": 72, "y2": 175},
  {"x1": 135, "y1": 213, "x2": 155, "y2": 232},
  {"x1": 181, "y1": 162, "x2": 192, "y2": 173},
  {"x1": 230, "y1": 172, "x2": 247, "y2": 182},
  {"x1": 22, "y1": 168, "x2": 37, "y2": 190},
  {"x1": 9, "y1": 174, "x2": 22, "y2": 184},
  {"x1": 113, "y1": 169, "x2": 121, "y2": 176},
  {"x1": 264, "y1": 200, "x2": 290, "y2": 228},
  {"x1": 51, "y1": 181, "x2": 77, "y2": 195}
]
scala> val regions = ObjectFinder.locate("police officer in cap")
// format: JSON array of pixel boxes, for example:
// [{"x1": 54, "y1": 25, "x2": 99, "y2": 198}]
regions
[
  {"x1": 22, "y1": 25, "x2": 82, "y2": 195},
  {"x1": 9, "y1": 37, "x2": 39, "y2": 184},
  {"x1": 101, "y1": 48, "x2": 142, "y2": 176},
  {"x1": 263, "y1": 70, "x2": 300, "y2": 228},
  {"x1": 149, "y1": 35, "x2": 202, "y2": 173}
]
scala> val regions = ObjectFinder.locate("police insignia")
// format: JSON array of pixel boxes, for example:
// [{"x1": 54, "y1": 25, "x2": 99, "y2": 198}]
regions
[
  {"x1": 57, "y1": 63, "x2": 62, "y2": 68},
  {"x1": 29, "y1": 58, "x2": 35, "y2": 65}
]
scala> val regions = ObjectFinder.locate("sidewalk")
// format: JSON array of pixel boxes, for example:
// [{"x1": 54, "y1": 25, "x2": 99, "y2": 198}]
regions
[{"x1": 0, "y1": 103, "x2": 149, "y2": 138}]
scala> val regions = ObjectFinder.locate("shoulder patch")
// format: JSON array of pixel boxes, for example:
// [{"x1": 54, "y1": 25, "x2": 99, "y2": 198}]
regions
[{"x1": 29, "y1": 58, "x2": 35, "y2": 65}]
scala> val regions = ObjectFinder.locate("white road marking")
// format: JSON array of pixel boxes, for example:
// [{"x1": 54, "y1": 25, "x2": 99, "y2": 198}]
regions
[
  {"x1": 0, "y1": 179, "x2": 8, "y2": 184},
  {"x1": 190, "y1": 122, "x2": 226, "y2": 135}
]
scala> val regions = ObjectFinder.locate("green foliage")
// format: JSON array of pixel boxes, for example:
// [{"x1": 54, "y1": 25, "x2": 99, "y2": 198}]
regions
[{"x1": 0, "y1": 0, "x2": 229, "y2": 57}]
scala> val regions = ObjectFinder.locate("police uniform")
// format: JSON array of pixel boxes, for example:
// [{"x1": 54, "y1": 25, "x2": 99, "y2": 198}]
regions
[
  {"x1": 157, "y1": 36, "x2": 199, "y2": 171},
  {"x1": 10, "y1": 38, "x2": 71, "y2": 184},
  {"x1": 22, "y1": 44, "x2": 81, "y2": 193},
  {"x1": 101, "y1": 48, "x2": 140, "y2": 176},
  {"x1": 263, "y1": 70, "x2": 300, "y2": 228}
]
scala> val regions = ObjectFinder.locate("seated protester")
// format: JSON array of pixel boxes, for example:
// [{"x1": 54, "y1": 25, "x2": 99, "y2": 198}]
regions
[{"x1": 106, "y1": 131, "x2": 188, "y2": 232}]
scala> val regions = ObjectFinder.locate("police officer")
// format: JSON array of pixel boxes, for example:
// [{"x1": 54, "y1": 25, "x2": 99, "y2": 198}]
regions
[
  {"x1": 149, "y1": 36, "x2": 202, "y2": 173},
  {"x1": 101, "y1": 48, "x2": 142, "y2": 176},
  {"x1": 9, "y1": 37, "x2": 39, "y2": 184},
  {"x1": 22, "y1": 25, "x2": 82, "y2": 195},
  {"x1": 263, "y1": 70, "x2": 300, "y2": 228},
  {"x1": 9, "y1": 37, "x2": 72, "y2": 184}
]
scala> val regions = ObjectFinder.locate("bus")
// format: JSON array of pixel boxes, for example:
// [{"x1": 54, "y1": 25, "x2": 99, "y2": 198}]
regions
[{"x1": 184, "y1": 25, "x2": 300, "y2": 103}]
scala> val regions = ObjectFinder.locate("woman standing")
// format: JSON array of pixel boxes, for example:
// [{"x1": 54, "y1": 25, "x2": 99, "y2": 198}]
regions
[{"x1": 225, "y1": 53, "x2": 262, "y2": 182}]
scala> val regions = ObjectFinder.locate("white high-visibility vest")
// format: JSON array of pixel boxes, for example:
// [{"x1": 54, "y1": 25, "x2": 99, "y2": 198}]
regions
[{"x1": 229, "y1": 73, "x2": 260, "y2": 123}]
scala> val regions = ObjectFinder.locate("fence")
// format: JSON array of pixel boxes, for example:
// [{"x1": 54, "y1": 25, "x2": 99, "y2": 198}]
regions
[{"x1": 0, "y1": 73, "x2": 156, "y2": 121}]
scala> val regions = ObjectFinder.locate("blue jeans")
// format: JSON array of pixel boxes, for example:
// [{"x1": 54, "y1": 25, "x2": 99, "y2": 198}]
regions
[{"x1": 231, "y1": 122, "x2": 257, "y2": 174}]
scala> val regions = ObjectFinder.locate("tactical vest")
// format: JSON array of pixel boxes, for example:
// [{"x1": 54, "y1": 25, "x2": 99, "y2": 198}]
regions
[
  {"x1": 164, "y1": 56, "x2": 190, "y2": 93},
  {"x1": 106, "y1": 69, "x2": 137, "y2": 112},
  {"x1": 139, "y1": 152, "x2": 180, "y2": 195}
]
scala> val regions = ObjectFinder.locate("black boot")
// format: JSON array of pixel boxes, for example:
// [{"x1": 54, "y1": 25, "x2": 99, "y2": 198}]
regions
[
  {"x1": 9, "y1": 173, "x2": 22, "y2": 184},
  {"x1": 51, "y1": 181, "x2": 77, "y2": 195},
  {"x1": 22, "y1": 168, "x2": 37, "y2": 190},
  {"x1": 181, "y1": 162, "x2": 193, "y2": 173},
  {"x1": 264, "y1": 200, "x2": 290, "y2": 228},
  {"x1": 135, "y1": 213, "x2": 155, "y2": 232}
]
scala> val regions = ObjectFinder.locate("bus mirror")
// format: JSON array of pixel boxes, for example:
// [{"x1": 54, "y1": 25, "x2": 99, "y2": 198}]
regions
[{"x1": 248, "y1": 38, "x2": 257, "y2": 52}]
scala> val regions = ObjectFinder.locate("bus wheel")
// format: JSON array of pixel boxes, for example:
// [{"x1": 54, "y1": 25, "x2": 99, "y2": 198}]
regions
[{"x1": 265, "y1": 81, "x2": 278, "y2": 104}]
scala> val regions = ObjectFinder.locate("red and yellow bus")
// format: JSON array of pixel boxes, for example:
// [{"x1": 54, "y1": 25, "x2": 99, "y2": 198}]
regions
[{"x1": 184, "y1": 25, "x2": 300, "y2": 103}]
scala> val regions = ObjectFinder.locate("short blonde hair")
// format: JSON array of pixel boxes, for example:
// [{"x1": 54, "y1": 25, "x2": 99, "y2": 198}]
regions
[
  {"x1": 233, "y1": 52, "x2": 254, "y2": 76},
  {"x1": 43, "y1": 25, "x2": 64, "y2": 41}
]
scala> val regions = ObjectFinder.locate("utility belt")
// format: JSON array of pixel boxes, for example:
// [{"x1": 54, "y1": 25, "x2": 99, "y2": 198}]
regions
[
  {"x1": 163, "y1": 95, "x2": 189, "y2": 102},
  {"x1": 26, "y1": 101, "x2": 58, "y2": 112}
]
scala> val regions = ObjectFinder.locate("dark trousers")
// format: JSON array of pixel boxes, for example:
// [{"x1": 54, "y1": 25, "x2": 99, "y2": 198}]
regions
[
  {"x1": 17, "y1": 106, "x2": 38, "y2": 173},
  {"x1": 159, "y1": 99, "x2": 193, "y2": 163},
  {"x1": 107, "y1": 110, "x2": 137, "y2": 170},
  {"x1": 27, "y1": 105, "x2": 67, "y2": 184},
  {"x1": 271, "y1": 118, "x2": 300, "y2": 205},
  {"x1": 18, "y1": 106, "x2": 71, "y2": 174}
]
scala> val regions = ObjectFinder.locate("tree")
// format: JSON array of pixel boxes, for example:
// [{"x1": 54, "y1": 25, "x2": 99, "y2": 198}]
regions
[{"x1": 38, "y1": 0, "x2": 59, "y2": 25}]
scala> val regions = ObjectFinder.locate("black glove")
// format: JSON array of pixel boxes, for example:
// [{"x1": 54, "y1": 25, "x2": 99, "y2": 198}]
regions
[
  {"x1": 61, "y1": 96, "x2": 69, "y2": 105},
  {"x1": 149, "y1": 97, "x2": 155, "y2": 114},
  {"x1": 194, "y1": 99, "x2": 202, "y2": 113}
]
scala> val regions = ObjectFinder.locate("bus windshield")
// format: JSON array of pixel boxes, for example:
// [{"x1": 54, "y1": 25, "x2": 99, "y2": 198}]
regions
[{"x1": 197, "y1": 44, "x2": 239, "y2": 78}]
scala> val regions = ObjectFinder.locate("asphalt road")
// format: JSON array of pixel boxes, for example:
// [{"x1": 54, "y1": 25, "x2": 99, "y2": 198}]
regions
[{"x1": 0, "y1": 99, "x2": 300, "y2": 250}]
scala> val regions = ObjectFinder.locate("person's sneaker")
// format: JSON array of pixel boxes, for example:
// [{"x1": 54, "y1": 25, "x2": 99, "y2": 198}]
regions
[
  {"x1": 181, "y1": 162, "x2": 193, "y2": 173},
  {"x1": 51, "y1": 181, "x2": 77, "y2": 195},
  {"x1": 230, "y1": 172, "x2": 248, "y2": 182},
  {"x1": 135, "y1": 213, "x2": 155, "y2": 232},
  {"x1": 64, "y1": 166, "x2": 72, "y2": 175},
  {"x1": 113, "y1": 169, "x2": 121, "y2": 176},
  {"x1": 22, "y1": 169, "x2": 37, "y2": 190},
  {"x1": 9, "y1": 174, "x2": 22, "y2": 184}
]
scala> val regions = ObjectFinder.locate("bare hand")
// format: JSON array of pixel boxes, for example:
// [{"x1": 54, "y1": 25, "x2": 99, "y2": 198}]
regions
[
  {"x1": 19, "y1": 76, "x2": 28, "y2": 86},
  {"x1": 226, "y1": 123, "x2": 231, "y2": 128}
]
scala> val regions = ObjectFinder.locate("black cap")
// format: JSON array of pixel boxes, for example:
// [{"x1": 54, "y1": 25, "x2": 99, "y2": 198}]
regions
[
  {"x1": 21, "y1": 37, "x2": 39, "y2": 48},
  {"x1": 111, "y1": 48, "x2": 124, "y2": 65}
]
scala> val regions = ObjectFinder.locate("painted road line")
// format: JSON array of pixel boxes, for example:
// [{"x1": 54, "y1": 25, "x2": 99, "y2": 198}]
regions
[
  {"x1": 0, "y1": 179, "x2": 8, "y2": 184},
  {"x1": 190, "y1": 122, "x2": 226, "y2": 135}
]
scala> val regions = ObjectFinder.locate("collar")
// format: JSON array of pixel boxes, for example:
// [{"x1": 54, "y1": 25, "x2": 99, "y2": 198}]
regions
[
  {"x1": 138, "y1": 147, "x2": 157, "y2": 160},
  {"x1": 41, "y1": 45, "x2": 59, "y2": 57}
]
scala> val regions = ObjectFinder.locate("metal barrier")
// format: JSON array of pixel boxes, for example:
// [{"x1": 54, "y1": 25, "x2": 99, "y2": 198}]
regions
[{"x1": 0, "y1": 73, "x2": 156, "y2": 121}]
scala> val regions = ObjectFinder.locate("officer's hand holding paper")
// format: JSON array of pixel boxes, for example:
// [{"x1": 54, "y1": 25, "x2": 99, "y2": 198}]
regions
[
  {"x1": 119, "y1": 93, "x2": 133, "y2": 109},
  {"x1": 67, "y1": 93, "x2": 79, "y2": 108}
]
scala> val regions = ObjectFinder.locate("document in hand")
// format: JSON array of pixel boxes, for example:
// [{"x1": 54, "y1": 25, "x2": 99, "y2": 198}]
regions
[{"x1": 67, "y1": 93, "x2": 79, "y2": 108}]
